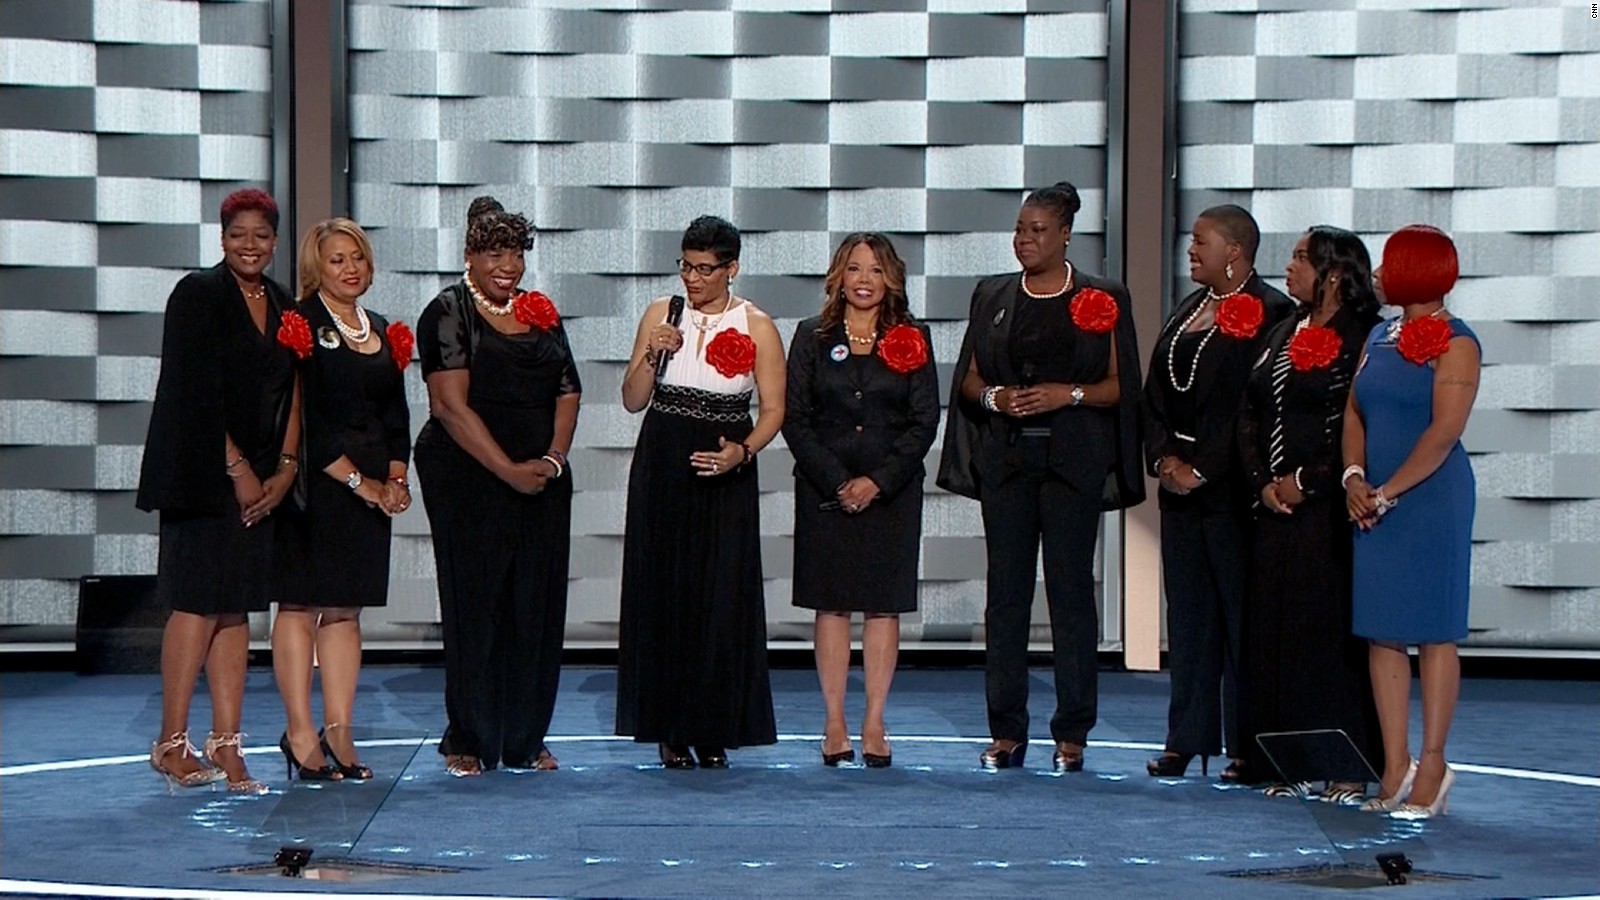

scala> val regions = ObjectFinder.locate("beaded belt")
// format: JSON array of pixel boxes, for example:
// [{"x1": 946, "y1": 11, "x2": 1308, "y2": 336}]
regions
[{"x1": 651, "y1": 383, "x2": 753, "y2": 423}]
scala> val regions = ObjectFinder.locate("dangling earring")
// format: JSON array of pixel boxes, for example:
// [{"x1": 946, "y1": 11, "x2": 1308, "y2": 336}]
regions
[{"x1": 1225, "y1": 262, "x2": 1234, "y2": 281}]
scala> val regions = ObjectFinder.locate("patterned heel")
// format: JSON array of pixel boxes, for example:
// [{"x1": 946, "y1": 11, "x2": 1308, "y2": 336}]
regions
[
  {"x1": 203, "y1": 732, "x2": 270, "y2": 794},
  {"x1": 149, "y1": 731, "x2": 224, "y2": 795}
]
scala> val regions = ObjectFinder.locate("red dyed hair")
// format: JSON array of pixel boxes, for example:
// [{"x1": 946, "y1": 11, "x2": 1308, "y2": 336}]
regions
[
  {"x1": 1380, "y1": 224, "x2": 1458, "y2": 306},
  {"x1": 220, "y1": 188, "x2": 280, "y2": 233}
]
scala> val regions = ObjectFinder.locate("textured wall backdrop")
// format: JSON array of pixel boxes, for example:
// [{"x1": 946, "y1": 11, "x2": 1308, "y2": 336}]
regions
[
  {"x1": 1175, "y1": 0, "x2": 1600, "y2": 648},
  {"x1": 346, "y1": 0, "x2": 1116, "y2": 646},
  {"x1": 0, "y1": 0, "x2": 275, "y2": 630}
]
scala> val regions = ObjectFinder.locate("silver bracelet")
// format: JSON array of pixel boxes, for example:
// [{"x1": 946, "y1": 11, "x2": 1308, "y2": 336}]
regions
[
  {"x1": 1292, "y1": 467, "x2": 1305, "y2": 494},
  {"x1": 540, "y1": 454, "x2": 565, "y2": 479},
  {"x1": 1341, "y1": 464, "x2": 1365, "y2": 488},
  {"x1": 981, "y1": 385, "x2": 1001, "y2": 413}
]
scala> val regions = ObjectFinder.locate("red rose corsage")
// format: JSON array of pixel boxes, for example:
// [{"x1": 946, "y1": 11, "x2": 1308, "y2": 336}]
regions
[
  {"x1": 877, "y1": 324, "x2": 929, "y2": 375},
  {"x1": 1069, "y1": 287, "x2": 1119, "y2": 334},
  {"x1": 512, "y1": 291, "x2": 560, "y2": 331},
  {"x1": 277, "y1": 310, "x2": 313, "y2": 360},
  {"x1": 386, "y1": 320, "x2": 415, "y2": 372},
  {"x1": 1216, "y1": 294, "x2": 1264, "y2": 339},
  {"x1": 1286, "y1": 324, "x2": 1341, "y2": 372},
  {"x1": 1396, "y1": 316, "x2": 1453, "y2": 365},
  {"x1": 704, "y1": 328, "x2": 757, "y2": 378}
]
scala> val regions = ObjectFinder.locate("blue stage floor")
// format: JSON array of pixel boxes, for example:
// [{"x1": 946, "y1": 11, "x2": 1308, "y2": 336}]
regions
[{"x1": 1, "y1": 666, "x2": 1596, "y2": 898}]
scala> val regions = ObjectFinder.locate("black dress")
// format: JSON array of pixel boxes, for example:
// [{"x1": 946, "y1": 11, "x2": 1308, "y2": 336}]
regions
[
  {"x1": 413, "y1": 283, "x2": 580, "y2": 770},
  {"x1": 278, "y1": 298, "x2": 411, "y2": 609},
  {"x1": 615, "y1": 302, "x2": 777, "y2": 750},
  {"x1": 136, "y1": 263, "x2": 296, "y2": 615},
  {"x1": 784, "y1": 318, "x2": 940, "y2": 614},
  {"x1": 1236, "y1": 305, "x2": 1383, "y2": 783},
  {"x1": 936, "y1": 270, "x2": 1145, "y2": 748},
  {"x1": 1142, "y1": 273, "x2": 1295, "y2": 761}
]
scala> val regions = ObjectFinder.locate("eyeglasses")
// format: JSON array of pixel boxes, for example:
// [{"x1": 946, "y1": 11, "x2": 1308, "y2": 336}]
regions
[{"x1": 677, "y1": 258, "x2": 733, "y2": 278}]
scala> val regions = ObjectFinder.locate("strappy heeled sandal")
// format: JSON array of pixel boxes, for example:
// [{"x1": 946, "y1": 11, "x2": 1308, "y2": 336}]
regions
[
  {"x1": 149, "y1": 731, "x2": 225, "y2": 794},
  {"x1": 203, "y1": 732, "x2": 270, "y2": 794}
]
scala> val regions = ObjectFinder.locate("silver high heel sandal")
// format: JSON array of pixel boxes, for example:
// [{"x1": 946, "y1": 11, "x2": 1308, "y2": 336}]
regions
[
  {"x1": 1360, "y1": 757, "x2": 1418, "y2": 812},
  {"x1": 1390, "y1": 765, "x2": 1455, "y2": 820},
  {"x1": 149, "y1": 731, "x2": 224, "y2": 794},
  {"x1": 203, "y1": 731, "x2": 270, "y2": 795}
]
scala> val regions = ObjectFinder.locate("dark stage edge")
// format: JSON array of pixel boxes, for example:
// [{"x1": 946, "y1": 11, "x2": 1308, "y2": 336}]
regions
[{"x1": 1, "y1": 667, "x2": 1595, "y2": 899}]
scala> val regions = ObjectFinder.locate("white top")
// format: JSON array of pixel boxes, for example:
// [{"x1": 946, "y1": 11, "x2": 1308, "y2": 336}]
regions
[{"x1": 658, "y1": 297, "x2": 756, "y2": 395}]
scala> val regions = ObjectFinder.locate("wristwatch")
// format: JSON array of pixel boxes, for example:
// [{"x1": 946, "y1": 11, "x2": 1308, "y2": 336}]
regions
[
  {"x1": 1069, "y1": 384, "x2": 1085, "y2": 407},
  {"x1": 345, "y1": 470, "x2": 363, "y2": 491}
]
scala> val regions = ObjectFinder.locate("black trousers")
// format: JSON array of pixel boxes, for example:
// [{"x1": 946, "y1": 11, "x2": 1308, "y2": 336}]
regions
[
  {"x1": 1159, "y1": 501, "x2": 1248, "y2": 758},
  {"x1": 424, "y1": 471, "x2": 571, "y2": 770},
  {"x1": 980, "y1": 453, "x2": 1103, "y2": 746}
]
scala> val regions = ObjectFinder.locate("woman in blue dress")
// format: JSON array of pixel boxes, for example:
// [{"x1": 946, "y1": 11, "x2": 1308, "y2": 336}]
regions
[{"x1": 1342, "y1": 225, "x2": 1480, "y2": 820}]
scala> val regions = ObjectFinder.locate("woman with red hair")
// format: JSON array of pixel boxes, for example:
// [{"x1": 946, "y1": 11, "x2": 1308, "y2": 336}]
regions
[
  {"x1": 137, "y1": 188, "x2": 299, "y2": 794},
  {"x1": 1342, "y1": 224, "x2": 1481, "y2": 819}
]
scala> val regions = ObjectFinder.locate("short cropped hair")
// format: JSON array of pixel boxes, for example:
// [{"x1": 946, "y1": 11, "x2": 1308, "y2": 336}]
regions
[
  {"x1": 221, "y1": 188, "x2": 280, "y2": 233},
  {"x1": 1198, "y1": 204, "x2": 1260, "y2": 264},
  {"x1": 681, "y1": 215, "x2": 741, "y2": 263}
]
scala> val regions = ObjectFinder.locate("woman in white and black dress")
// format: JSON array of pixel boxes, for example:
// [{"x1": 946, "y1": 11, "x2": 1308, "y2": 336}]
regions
[
  {"x1": 784, "y1": 233, "x2": 939, "y2": 768},
  {"x1": 615, "y1": 215, "x2": 786, "y2": 770}
]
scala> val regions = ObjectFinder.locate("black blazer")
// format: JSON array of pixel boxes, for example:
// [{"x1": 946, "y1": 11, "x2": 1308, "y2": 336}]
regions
[
  {"x1": 136, "y1": 263, "x2": 296, "y2": 514},
  {"x1": 1237, "y1": 303, "x2": 1380, "y2": 504},
  {"x1": 295, "y1": 297, "x2": 412, "y2": 473},
  {"x1": 1142, "y1": 273, "x2": 1294, "y2": 511},
  {"x1": 782, "y1": 317, "x2": 940, "y2": 499},
  {"x1": 936, "y1": 270, "x2": 1146, "y2": 511}
]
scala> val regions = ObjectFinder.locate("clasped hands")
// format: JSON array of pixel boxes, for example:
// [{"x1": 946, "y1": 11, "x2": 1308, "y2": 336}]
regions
[
  {"x1": 502, "y1": 457, "x2": 562, "y2": 495},
  {"x1": 1344, "y1": 476, "x2": 1387, "y2": 531},
  {"x1": 234, "y1": 467, "x2": 291, "y2": 528},
  {"x1": 690, "y1": 436, "x2": 745, "y2": 478},
  {"x1": 835, "y1": 476, "x2": 880, "y2": 514},
  {"x1": 990, "y1": 383, "x2": 1076, "y2": 417},
  {"x1": 1156, "y1": 456, "x2": 1206, "y2": 496},
  {"x1": 1260, "y1": 473, "x2": 1305, "y2": 515}
]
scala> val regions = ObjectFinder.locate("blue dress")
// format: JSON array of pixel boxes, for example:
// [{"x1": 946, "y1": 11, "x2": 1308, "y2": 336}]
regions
[{"x1": 1351, "y1": 317, "x2": 1478, "y2": 643}]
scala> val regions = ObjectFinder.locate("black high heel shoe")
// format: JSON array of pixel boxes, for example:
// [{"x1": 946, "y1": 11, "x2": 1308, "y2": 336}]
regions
[
  {"x1": 979, "y1": 739, "x2": 1027, "y2": 770},
  {"x1": 862, "y1": 751, "x2": 892, "y2": 768},
  {"x1": 821, "y1": 744, "x2": 856, "y2": 767},
  {"x1": 659, "y1": 744, "x2": 695, "y2": 769},
  {"x1": 1146, "y1": 751, "x2": 1208, "y2": 778},
  {"x1": 279, "y1": 732, "x2": 341, "y2": 782},
  {"x1": 694, "y1": 746, "x2": 728, "y2": 769},
  {"x1": 319, "y1": 725, "x2": 373, "y2": 780}
]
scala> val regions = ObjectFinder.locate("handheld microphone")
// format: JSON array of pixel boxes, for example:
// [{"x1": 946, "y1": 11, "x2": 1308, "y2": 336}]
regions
[{"x1": 654, "y1": 294, "x2": 686, "y2": 385}]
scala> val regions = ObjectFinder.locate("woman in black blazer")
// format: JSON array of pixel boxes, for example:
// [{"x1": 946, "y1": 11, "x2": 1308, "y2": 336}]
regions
[
  {"x1": 136, "y1": 188, "x2": 299, "y2": 794},
  {"x1": 1142, "y1": 204, "x2": 1294, "y2": 781},
  {"x1": 784, "y1": 233, "x2": 940, "y2": 768},
  {"x1": 937, "y1": 182, "x2": 1145, "y2": 772}
]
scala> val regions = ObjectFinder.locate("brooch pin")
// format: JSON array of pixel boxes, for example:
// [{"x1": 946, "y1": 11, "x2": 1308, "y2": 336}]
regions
[
  {"x1": 830, "y1": 344, "x2": 849, "y2": 363},
  {"x1": 993, "y1": 308, "x2": 1006, "y2": 327},
  {"x1": 317, "y1": 326, "x2": 340, "y2": 349}
]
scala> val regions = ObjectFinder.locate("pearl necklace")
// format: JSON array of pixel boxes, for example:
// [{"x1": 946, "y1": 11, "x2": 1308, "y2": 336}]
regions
[
  {"x1": 239, "y1": 283, "x2": 266, "y2": 304},
  {"x1": 844, "y1": 319, "x2": 876, "y2": 346},
  {"x1": 464, "y1": 271, "x2": 514, "y2": 316},
  {"x1": 1021, "y1": 261, "x2": 1074, "y2": 299},
  {"x1": 321, "y1": 294, "x2": 371, "y2": 343},
  {"x1": 689, "y1": 297, "x2": 734, "y2": 333},
  {"x1": 1165, "y1": 273, "x2": 1255, "y2": 393}
]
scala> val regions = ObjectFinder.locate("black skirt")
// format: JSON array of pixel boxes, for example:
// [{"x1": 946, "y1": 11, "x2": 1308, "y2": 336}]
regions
[
  {"x1": 792, "y1": 474, "x2": 921, "y2": 614},
  {"x1": 158, "y1": 510, "x2": 275, "y2": 615},
  {"x1": 615, "y1": 397, "x2": 776, "y2": 748}
]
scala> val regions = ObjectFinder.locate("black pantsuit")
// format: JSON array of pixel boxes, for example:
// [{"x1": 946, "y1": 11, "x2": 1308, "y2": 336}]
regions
[
  {"x1": 938, "y1": 270, "x2": 1145, "y2": 748},
  {"x1": 1143, "y1": 273, "x2": 1293, "y2": 759}
]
